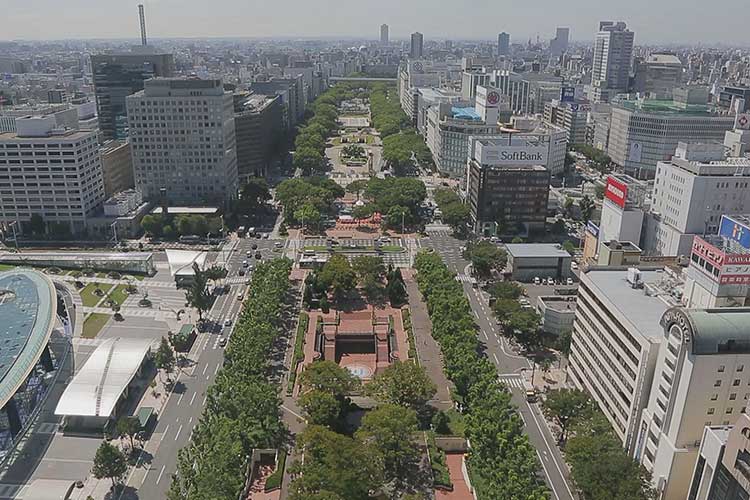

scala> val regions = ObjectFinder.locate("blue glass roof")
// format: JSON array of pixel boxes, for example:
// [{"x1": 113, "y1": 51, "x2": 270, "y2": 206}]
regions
[
  {"x1": 0, "y1": 270, "x2": 56, "y2": 407},
  {"x1": 451, "y1": 107, "x2": 481, "y2": 120}
]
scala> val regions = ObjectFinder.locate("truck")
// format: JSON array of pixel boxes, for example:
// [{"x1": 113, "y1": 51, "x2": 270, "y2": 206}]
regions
[{"x1": 523, "y1": 379, "x2": 537, "y2": 402}]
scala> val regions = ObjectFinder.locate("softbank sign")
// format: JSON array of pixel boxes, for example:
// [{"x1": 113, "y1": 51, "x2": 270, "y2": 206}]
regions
[{"x1": 480, "y1": 145, "x2": 549, "y2": 166}]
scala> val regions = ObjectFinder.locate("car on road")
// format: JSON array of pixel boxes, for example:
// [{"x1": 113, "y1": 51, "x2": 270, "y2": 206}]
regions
[
  {"x1": 218, "y1": 337, "x2": 227, "y2": 347},
  {"x1": 274, "y1": 242, "x2": 283, "y2": 249},
  {"x1": 246, "y1": 250, "x2": 252, "y2": 257},
  {"x1": 571, "y1": 261, "x2": 579, "y2": 270},
  {"x1": 237, "y1": 292, "x2": 244, "y2": 301},
  {"x1": 567, "y1": 277, "x2": 574, "y2": 285},
  {"x1": 223, "y1": 318, "x2": 232, "y2": 327},
  {"x1": 251, "y1": 243, "x2": 258, "y2": 250},
  {"x1": 262, "y1": 234, "x2": 269, "y2": 239},
  {"x1": 238, "y1": 269, "x2": 246, "y2": 276},
  {"x1": 255, "y1": 252, "x2": 262, "y2": 259},
  {"x1": 242, "y1": 260, "x2": 249, "y2": 267},
  {"x1": 533, "y1": 277, "x2": 540, "y2": 285}
]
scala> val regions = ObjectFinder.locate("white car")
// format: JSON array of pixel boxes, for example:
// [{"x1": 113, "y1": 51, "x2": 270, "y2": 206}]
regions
[
  {"x1": 223, "y1": 318, "x2": 232, "y2": 327},
  {"x1": 218, "y1": 337, "x2": 227, "y2": 347},
  {"x1": 567, "y1": 278, "x2": 574, "y2": 286},
  {"x1": 533, "y1": 277, "x2": 541, "y2": 285},
  {"x1": 571, "y1": 261, "x2": 579, "y2": 270}
]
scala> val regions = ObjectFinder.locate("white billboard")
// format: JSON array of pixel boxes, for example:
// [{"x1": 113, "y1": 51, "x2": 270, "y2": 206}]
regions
[{"x1": 476, "y1": 144, "x2": 549, "y2": 166}]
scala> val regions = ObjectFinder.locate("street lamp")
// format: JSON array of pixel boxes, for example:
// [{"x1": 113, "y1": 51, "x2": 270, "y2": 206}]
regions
[
  {"x1": 111, "y1": 221, "x2": 118, "y2": 247},
  {"x1": 8, "y1": 221, "x2": 19, "y2": 253}
]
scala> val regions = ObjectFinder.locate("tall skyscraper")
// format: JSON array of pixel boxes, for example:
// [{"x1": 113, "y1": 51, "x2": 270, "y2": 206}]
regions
[
  {"x1": 410, "y1": 32, "x2": 424, "y2": 59},
  {"x1": 380, "y1": 24, "x2": 389, "y2": 45},
  {"x1": 91, "y1": 52, "x2": 174, "y2": 140},
  {"x1": 497, "y1": 32, "x2": 510, "y2": 56},
  {"x1": 126, "y1": 78, "x2": 238, "y2": 207},
  {"x1": 0, "y1": 116, "x2": 105, "y2": 235},
  {"x1": 549, "y1": 27, "x2": 570, "y2": 57},
  {"x1": 591, "y1": 21, "x2": 635, "y2": 102}
]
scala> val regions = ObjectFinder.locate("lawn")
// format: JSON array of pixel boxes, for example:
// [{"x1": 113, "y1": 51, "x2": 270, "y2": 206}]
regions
[
  {"x1": 82, "y1": 313, "x2": 111, "y2": 338},
  {"x1": 381, "y1": 245, "x2": 404, "y2": 252},
  {"x1": 80, "y1": 282, "x2": 113, "y2": 307},
  {"x1": 0, "y1": 264, "x2": 16, "y2": 271},
  {"x1": 303, "y1": 246, "x2": 329, "y2": 252},
  {"x1": 107, "y1": 285, "x2": 129, "y2": 306}
]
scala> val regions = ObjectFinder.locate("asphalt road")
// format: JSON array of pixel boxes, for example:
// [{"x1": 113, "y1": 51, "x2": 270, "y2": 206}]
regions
[
  {"x1": 127, "y1": 236, "x2": 279, "y2": 499},
  {"x1": 423, "y1": 231, "x2": 577, "y2": 500}
]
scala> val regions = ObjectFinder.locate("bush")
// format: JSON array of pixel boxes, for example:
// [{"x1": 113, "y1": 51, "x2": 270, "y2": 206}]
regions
[
  {"x1": 287, "y1": 312, "x2": 309, "y2": 394},
  {"x1": 427, "y1": 432, "x2": 452, "y2": 489},
  {"x1": 264, "y1": 451, "x2": 286, "y2": 492}
]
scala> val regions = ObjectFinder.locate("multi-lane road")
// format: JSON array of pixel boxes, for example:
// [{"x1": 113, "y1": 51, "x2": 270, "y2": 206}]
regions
[
  {"x1": 127, "y1": 236, "x2": 278, "y2": 499},
  {"x1": 424, "y1": 229, "x2": 577, "y2": 500}
]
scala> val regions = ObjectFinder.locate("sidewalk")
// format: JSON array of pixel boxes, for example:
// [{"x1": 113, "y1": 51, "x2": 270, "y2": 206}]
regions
[{"x1": 402, "y1": 269, "x2": 453, "y2": 409}]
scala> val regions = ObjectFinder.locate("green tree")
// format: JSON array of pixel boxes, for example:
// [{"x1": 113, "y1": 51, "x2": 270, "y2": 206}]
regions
[
  {"x1": 564, "y1": 197, "x2": 575, "y2": 217},
  {"x1": 28, "y1": 213, "x2": 45, "y2": 235},
  {"x1": 365, "y1": 361, "x2": 436, "y2": 412},
  {"x1": 507, "y1": 309, "x2": 542, "y2": 351},
  {"x1": 294, "y1": 203, "x2": 322, "y2": 231},
  {"x1": 488, "y1": 281, "x2": 523, "y2": 300},
  {"x1": 541, "y1": 389, "x2": 594, "y2": 445},
  {"x1": 91, "y1": 441, "x2": 128, "y2": 489},
  {"x1": 154, "y1": 336, "x2": 176, "y2": 382},
  {"x1": 299, "y1": 390, "x2": 341, "y2": 428},
  {"x1": 289, "y1": 425, "x2": 384, "y2": 500},
  {"x1": 355, "y1": 404, "x2": 420, "y2": 486},
  {"x1": 299, "y1": 360, "x2": 360, "y2": 397},
  {"x1": 579, "y1": 195, "x2": 596, "y2": 223},
  {"x1": 351, "y1": 255, "x2": 385, "y2": 283},
  {"x1": 351, "y1": 204, "x2": 374, "y2": 220},
  {"x1": 441, "y1": 202, "x2": 471, "y2": 236},
  {"x1": 562, "y1": 240, "x2": 577, "y2": 255},
  {"x1": 184, "y1": 264, "x2": 211, "y2": 321},
  {"x1": 346, "y1": 179, "x2": 369, "y2": 200},
  {"x1": 594, "y1": 184, "x2": 605, "y2": 200},
  {"x1": 386, "y1": 266, "x2": 407, "y2": 306},
  {"x1": 116, "y1": 416, "x2": 142, "y2": 451},
  {"x1": 385, "y1": 205, "x2": 409, "y2": 231},
  {"x1": 566, "y1": 413, "x2": 656, "y2": 500},
  {"x1": 141, "y1": 214, "x2": 164, "y2": 237},
  {"x1": 464, "y1": 241, "x2": 507, "y2": 279},
  {"x1": 239, "y1": 177, "x2": 271, "y2": 214},
  {"x1": 318, "y1": 255, "x2": 357, "y2": 303}
]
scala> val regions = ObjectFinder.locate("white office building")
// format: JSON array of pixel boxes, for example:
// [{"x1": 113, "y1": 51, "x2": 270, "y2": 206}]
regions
[
  {"x1": 637, "y1": 307, "x2": 750, "y2": 500},
  {"x1": 568, "y1": 267, "x2": 677, "y2": 452},
  {"x1": 643, "y1": 142, "x2": 750, "y2": 257},
  {"x1": 0, "y1": 116, "x2": 105, "y2": 235},
  {"x1": 543, "y1": 100, "x2": 589, "y2": 145},
  {"x1": 126, "y1": 78, "x2": 238, "y2": 207},
  {"x1": 591, "y1": 21, "x2": 635, "y2": 103},
  {"x1": 597, "y1": 173, "x2": 650, "y2": 254}
]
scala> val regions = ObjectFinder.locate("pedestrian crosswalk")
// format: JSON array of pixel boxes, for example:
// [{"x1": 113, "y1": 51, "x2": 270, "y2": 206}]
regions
[
  {"x1": 35, "y1": 422, "x2": 59, "y2": 434},
  {"x1": 498, "y1": 375, "x2": 525, "y2": 389},
  {"x1": 426, "y1": 230, "x2": 453, "y2": 237},
  {"x1": 455, "y1": 274, "x2": 475, "y2": 283},
  {"x1": 224, "y1": 276, "x2": 249, "y2": 285}
]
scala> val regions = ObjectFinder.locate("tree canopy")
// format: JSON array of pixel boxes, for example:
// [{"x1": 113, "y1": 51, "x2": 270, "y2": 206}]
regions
[
  {"x1": 463, "y1": 241, "x2": 507, "y2": 279},
  {"x1": 92, "y1": 441, "x2": 128, "y2": 488},
  {"x1": 318, "y1": 255, "x2": 357, "y2": 303},
  {"x1": 365, "y1": 361, "x2": 436, "y2": 412}
]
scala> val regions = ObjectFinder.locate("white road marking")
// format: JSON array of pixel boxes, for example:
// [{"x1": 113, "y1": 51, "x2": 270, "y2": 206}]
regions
[
  {"x1": 174, "y1": 424, "x2": 183, "y2": 441},
  {"x1": 214, "y1": 363, "x2": 220, "y2": 375},
  {"x1": 493, "y1": 353, "x2": 499, "y2": 364},
  {"x1": 156, "y1": 465, "x2": 166, "y2": 484},
  {"x1": 177, "y1": 393, "x2": 184, "y2": 405},
  {"x1": 482, "y1": 331, "x2": 488, "y2": 340},
  {"x1": 202, "y1": 364, "x2": 209, "y2": 375},
  {"x1": 190, "y1": 392, "x2": 196, "y2": 405}
]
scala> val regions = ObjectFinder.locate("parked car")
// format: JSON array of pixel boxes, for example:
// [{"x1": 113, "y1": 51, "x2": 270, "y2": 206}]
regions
[
  {"x1": 255, "y1": 252, "x2": 262, "y2": 259},
  {"x1": 238, "y1": 269, "x2": 246, "y2": 276},
  {"x1": 567, "y1": 277, "x2": 574, "y2": 285},
  {"x1": 533, "y1": 277, "x2": 541, "y2": 285},
  {"x1": 251, "y1": 243, "x2": 258, "y2": 250},
  {"x1": 218, "y1": 337, "x2": 227, "y2": 347},
  {"x1": 242, "y1": 260, "x2": 249, "y2": 268}
]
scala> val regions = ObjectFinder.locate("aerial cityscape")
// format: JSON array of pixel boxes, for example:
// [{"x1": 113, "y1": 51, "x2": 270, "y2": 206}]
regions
[{"x1": 1, "y1": 2, "x2": 750, "y2": 500}]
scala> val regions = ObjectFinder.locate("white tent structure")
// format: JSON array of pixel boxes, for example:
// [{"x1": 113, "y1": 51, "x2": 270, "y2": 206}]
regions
[
  {"x1": 165, "y1": 249, "x2": 208, "y2": 286},
  {"x1": 55, "y1": 337, "x2": 152, "y2": 430}
]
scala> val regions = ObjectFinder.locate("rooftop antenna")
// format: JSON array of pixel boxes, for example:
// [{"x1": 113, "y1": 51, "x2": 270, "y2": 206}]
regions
[{"x1": 138, "y1": 4, "x2": 148, "y2": 47}]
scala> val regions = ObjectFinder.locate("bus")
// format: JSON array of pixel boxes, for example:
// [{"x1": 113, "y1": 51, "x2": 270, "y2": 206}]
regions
[{"x1": 179, "y1": 235, "x2": 201, "y2": 244}]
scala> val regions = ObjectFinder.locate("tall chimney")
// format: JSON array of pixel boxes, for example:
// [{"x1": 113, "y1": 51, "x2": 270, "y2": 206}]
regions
[{"x1": 138, "y1": 4, "x2": 148, "y2": 46}]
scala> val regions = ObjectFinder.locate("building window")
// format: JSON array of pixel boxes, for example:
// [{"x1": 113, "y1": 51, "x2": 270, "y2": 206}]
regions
[
  {"x1": 731, "y1": 394, "x2": 737, "y2": 400},
  {"x1": 715, "y1": 380, "x2": 722, "y2": 387},
  {"x1": 727, "y1": 408, "x2": 734, "y2": 414},
  {"x1": 719, "y1": 365, "x2": 726, "y2": 373},
  {"x1": 708, "y1": 408, "x2": 715, "y2": 415},
  {"x1": 734, "y1": 379, "x2": 741, "y2": 386},
  {"x1": 739, "y1": 365, "x2": 745, "y2": 372},
  {"x1": 711, "y1": 394, "x2": 718, "y2": 401}
]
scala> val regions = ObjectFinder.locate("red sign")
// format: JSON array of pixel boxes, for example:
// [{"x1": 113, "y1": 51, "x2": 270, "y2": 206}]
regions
[
  {"x1": 692, "y1": 237, "x2": 726, "y2": 268},
  {"x1": 724, "y1": 254, "x2": 750, "y2": 265},
  {"x1": 720, "y1": 275, "x2": 750, "y2": 285},
  {"x1": 605, "y1": 176, "x2": 628, "y2": 209}
]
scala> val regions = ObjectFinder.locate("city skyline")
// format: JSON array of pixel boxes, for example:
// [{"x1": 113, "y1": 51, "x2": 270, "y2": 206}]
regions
[{"x1": 3, "y1": 0, "x2": 750, "y2": 45}]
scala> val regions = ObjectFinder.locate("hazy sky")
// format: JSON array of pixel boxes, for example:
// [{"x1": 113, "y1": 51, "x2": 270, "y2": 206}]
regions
[{"x1": 3, "y1": 0, "x2": 747, "y2": 45}]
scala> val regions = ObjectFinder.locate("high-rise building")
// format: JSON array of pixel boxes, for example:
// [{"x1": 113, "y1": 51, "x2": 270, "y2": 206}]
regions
[
  {"x1": 543, "y1": 99, "x2": 589, "y2": 145},
  {"x1": 100, "y1": 140, "x2": 134, "y2": 198},
  {"x1": 380, "y1": 24, "x2": 389, "y2": 45},
  {"x1": 643, "y1": 142, "x2": 750, "y2": 257},
  {"x1": 497, "y1": 32, "x2": 510, "y2": 57},
  {"x1": 410, "y1": 32, "x2": 424, "y2": 59},
  {"x1": 126, "y1": 78, "x2": 238, "y2": 207},
  {"x1": 0, "y1": 116, "x2": 105, "y2": 235},
  {"x1": 631, "y1": 53, "x2": 683, "y2": 99},
  {"x1": 465, "y1": 135, "x2": 551, "y2": 236},
  {"x1": 549, "y1": 27, "x2": 570, "y2": 57},
  {"x1": 494, "y1": 70, "x2": 563, "y2": 115},
  {"x1": 591, "y1": 21, "x2": 635, "y2": 102},
  {"x1": 233, "y1": 91, "x2": 283, "y2": 180},
  {"x1": 606, "y1": 94, "x2": 735, "y2": 178},
  {"x1": 91, "y1": 52, "x2": 174, "y2": 141}
]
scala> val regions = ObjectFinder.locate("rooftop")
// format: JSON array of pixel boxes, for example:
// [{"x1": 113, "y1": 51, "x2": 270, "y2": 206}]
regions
[
  {"x1": 583, "y1": 267, "x2": 678, "y2": 341},
  {"x1": 0, "y1": 270, "x2": 57, "y2": 409},
  {"x1": 616, "y1": 99, "x2": 720, "y2": 115},
  {"x1": 55, "y1": 337, "x2": 153, "y2": 418},
  {"x1": 506, "y1": 243, "x2": 571, "y2": 259},
  {"x1": 150, "y1": 206, "x2": 219, "y2": 215},
  {"x1": 450, "y1": 107, "x2": 481, "y2": 121},
  {"x1": 666, "y1": 308, "x2": 750, "y2": 355},
  {"x1": 601, "y1": 240, "x2": 642, "y2": 252}
]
